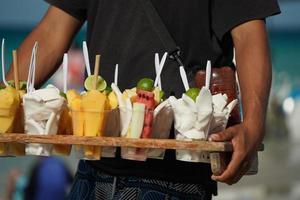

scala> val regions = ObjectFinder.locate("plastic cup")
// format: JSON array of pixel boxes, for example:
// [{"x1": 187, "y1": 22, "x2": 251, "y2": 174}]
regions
[
  {"x1": 52, "y1": 107, "x2": 72, "y2": 156},
  {"x1": 102, "y1": 108, "x2": 120, "y2": 158},
  {"x1": 147, "y1": 105, "x2": 174, "y2": 159},
  {"x1": 121, "y1": 108, "x2": 154, "y2": 161},
  {"x1": 0, "y1": 107, "x2": 22, "y2": 156},
  {"x1": 174, "y1": 111, "x2": 212, "y2": 163},
  {"x1": 8, "y1": 104, "x2": 25, "y2": 156},
  {"x1": 71, "y1": 109, "x2": 108, "y2": 160}
]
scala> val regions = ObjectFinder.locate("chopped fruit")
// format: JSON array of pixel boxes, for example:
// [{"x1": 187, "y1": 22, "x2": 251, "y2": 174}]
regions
[
  {"x1": 137, "y1": 78, "x2": 154, "y2": 92},
  {"x1": 153, "y1": 87, "x2": 161, "y2": 105},
  {"x1": 82, "y1": 90, "x2": 107, "y2": 158},
  {"x1": 108, "y1": 91, "x2": 118, "y2": 110},
  {"x1": 84, "y1": 75, "x2": 107, "y2": 91},
  {"x1": 59, "y1": 91, "x2": 67, "y2": 99},
  {"x1": 186, "y1": 88, "x2": 200, "y2": 102}
]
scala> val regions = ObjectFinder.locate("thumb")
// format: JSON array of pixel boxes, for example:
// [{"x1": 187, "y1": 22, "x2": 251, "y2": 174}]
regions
[{"x1": 209, "y1": 128, "x2": 235, "y2": 142}]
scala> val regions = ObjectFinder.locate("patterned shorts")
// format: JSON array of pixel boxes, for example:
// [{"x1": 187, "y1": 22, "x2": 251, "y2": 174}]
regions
[{"x1": 68, "y1": 160, "x2": 212, "y2": 200}]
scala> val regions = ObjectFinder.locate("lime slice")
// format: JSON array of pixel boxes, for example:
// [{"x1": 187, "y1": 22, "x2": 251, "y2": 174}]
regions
[
  {"x1": 59, "y1": 91, "x2": 67, "y2": 99},
  {"x1": 137, "y1": 78, "x2": 154, "y2": 91},
  {"x1": 104, "y1": 86, "x2": 112, "y2": 95},
  {"x1": 84, "y1": 75, "x2": 107, "y2": 91},
  {"x1": 185, "y1": 88, "x2": 200, "y2": 102},
  {"x1": 160, "y1": 90, "x2": 165, "y2": 100}
]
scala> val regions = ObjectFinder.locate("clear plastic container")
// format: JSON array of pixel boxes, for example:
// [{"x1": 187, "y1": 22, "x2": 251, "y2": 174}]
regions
[
  {"x1": 0, "y1": 106, "x2": 24, "y2": 157},
  {"x1": 24, "y1": 111, "x2": 62, "y2": 157},
  {"x1": 147, "y1": 105, "x2": 174, "y2": 159},
  {"x1": 52, "y1": 107, "x2": 72, "y2": 156},
  {"x1": 174, "y1": 111, "x2": 212, "y2": 163},
  {"x1": 102, "y1": 108, "x2": 120, "y2": 158},
  {"x1": 71, "y1": 109, "x2": 109, "y2": 160},
  {"x1": 121, "y1": 107, "x2": 154, "y2": 161},
  {"x1": 8, "y1": 104, "x2": 25, "y2": 156}
]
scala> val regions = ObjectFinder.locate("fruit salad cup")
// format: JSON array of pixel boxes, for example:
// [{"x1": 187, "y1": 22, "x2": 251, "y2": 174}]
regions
[
  {"x1": 23, "y1": 85, "x2": 65, "y2": 156},
  {"x1": 115, "y1": 78, "x2": 164, "y2": 161},
  {"x1": 0, "y1": 86, "x2": 20, "y2": 156},
  {"x1": 101, "y1": 89, "x2": 120, "y2": 158},
  {"x1": 52, "y1": 104, "x2": 73, "y2": 156},
  {"x1": 147, "y1": 100, "x2": 174, "y2": 159},
  {"x1": 69, "y1": 88, "x2": 108, "y2": 160},
  {"x1": 170, "y1": 87, "x2": 213, "y2": 163}
]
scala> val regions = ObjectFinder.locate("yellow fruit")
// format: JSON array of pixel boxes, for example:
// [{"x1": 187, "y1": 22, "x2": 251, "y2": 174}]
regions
[
  {"x1": 82, "y1": 90, "x2": 107, "y2": 159},
  {"x1": 153, "y1": 87, "x2": 161, "y2": 106},
  {"x1": 108, "y1": 92, "x2": 118, "y2": 110},
  {"x1": 0, "y1": 86, "x2": 20, "y2": 155},
  {"x1": 66, "y1": 89, "x2": 81, "y2": 105},
  {"x1": 70, "y1": 97, "x2": 84, "y2": 136},
  {"x1": 53, "y1": 106, "x2": 72, "y2": 156}
]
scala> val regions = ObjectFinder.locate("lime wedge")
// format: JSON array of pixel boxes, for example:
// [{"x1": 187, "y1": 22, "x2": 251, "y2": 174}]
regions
[
  {"x1": 137, "y1": 78, "x2": 154, "y2": 91},
  {"x1": 103, "y1": 86, "x2": 112, "y2": 95},
  {"x1": 160, "y1": 90, "x2": 165, "y2": 100},
  {"x1": 186, "y1": 88, "x2": 200, "y2": 102},
  {"x1": 84, "y1": 75, "x2": 107, "y2": 91},
  {"x1": 59, "y1": 91, "x2": 67, "y2": 99}
]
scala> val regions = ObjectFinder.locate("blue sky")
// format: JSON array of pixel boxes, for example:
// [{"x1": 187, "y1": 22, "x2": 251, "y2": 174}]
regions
[{"x1": 0, "y1": 0, "x2": 299, "y2": 32}]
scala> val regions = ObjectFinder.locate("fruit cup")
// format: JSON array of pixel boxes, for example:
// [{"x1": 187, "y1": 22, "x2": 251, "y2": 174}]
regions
[
  {"x1": 121, "y1": 104, "x2": 152, "y2": 161},
  {"x1": 147, "y1": 102, "x2": 174, "y2": 159},
  {"x1": 0, "y1": 86, "x2": 21, "y2": 156},
  {"x1": 102, "y1": 107, "x2": 120, "y2": 157},
  {"x1": 71, "y1": 108, "x2": 108, "y2": 160}
]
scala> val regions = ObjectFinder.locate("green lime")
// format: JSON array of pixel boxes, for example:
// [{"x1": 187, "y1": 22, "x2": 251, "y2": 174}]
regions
[
  {"x1": 59, "y1": 91, "x2": 67, "y2": 99},
  {"x1": 186, "y1": 88, "x2": 200, "y2": 102},
  {"x1": 84, "y1": 75, "x2": 107, "y2": 91},
  {"x1": 137, "y1": 78, "x2": 154, "y2": 91},
  {"x1": 104, "y1": 86, "x2": 112, "y2": 95},
  {"x1": 0, "y1": 85, "x2": 5, "y2": 90},
  {"x1": 160, "y1": 90, "x2": 165, "y2": 100}
]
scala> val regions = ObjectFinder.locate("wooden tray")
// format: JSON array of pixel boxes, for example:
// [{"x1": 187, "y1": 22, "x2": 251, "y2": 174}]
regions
[{"x1": 0, "y1": 133, "x2": 263, "y2": 176}]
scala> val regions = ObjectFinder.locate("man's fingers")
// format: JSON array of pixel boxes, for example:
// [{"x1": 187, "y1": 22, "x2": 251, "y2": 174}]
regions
[
  {"x1": 211, "y1": 149, "x2": 245, "y2": 183},
  {"x1": 210, "y1": 127, "x2": 235, "y2": 142},
  {"x1": 229, "y1": 161, "x2": 252, "y2": 184}
]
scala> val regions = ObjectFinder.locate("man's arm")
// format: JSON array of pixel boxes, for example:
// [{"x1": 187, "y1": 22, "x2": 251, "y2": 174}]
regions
[
  {"x1": 5, "y1": 6, "x2": 83, "y2": 87},
  {"x1": 210, "y1": 20, "x2": 272, "y2": 184}
]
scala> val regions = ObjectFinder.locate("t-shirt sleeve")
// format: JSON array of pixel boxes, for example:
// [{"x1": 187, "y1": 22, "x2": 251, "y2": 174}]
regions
[
  {"x1": 44, "y1": 0, "x2": 87, "y2": 21},
  {"x1": 212, "y1": 0, "x2": 281, "y2": 40}
]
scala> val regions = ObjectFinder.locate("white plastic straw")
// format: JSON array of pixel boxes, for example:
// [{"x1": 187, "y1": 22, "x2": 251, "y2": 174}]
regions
[
  {"x1": 63, "y1": 53, "x2": 68, "y2": 93},
  {"x1": 154, "y1": 53, "x2": 160, "y2": 88},
  {"x1": 233, "y1": 48, "x2": 236, "y2": 66},
  {"x1": 179, "y1": 66, "x2": 190, "y2": 91},
  {"x1": 205, "y1": 60, "x2": 211, "y2": 89},
  {"x1": 1, "y1": 39, "x2": 8, "y2": 86},
  {"x1": 27, "y1": 42, "x2": 38, "y2": 94},
  {"x1": 114, "y1": 64, "x2": 119, "y2": 86},
  {"x1": 83, "y1": 41, "x2": 91, "y2": 76},
  {"x1": 154, "y1": 52, "x2": 168, "y2": 89}
]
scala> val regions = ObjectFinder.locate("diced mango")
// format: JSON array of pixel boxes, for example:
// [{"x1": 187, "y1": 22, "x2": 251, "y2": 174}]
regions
[
  {"x1": 82, "y1": 90, "x2": 107, "y2": 159},
  {"x1": 108, "y1": 92, "x2": 118, "y2": 110},
  {"x1": 0, "y1": 86, "x2": 20, "y2": 156},
  {"x1": 53, "y1": 106, "x2": 72, "y2": 156}
]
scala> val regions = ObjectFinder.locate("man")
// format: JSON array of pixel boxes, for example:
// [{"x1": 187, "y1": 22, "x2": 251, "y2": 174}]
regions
[{"x1": 4, "y1": 0, "x2": 280, "y2": 199}]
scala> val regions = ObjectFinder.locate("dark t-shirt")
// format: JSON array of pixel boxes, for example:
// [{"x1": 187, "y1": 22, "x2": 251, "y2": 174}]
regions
[{"x1": 45, "y1": 0, "x2": 280, "y2": 194}]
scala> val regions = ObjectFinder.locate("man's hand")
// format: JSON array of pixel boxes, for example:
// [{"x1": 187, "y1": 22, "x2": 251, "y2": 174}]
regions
[
  {"x1": 210, "y1": 121, "x2": 262, "y2": 185},
  {"x1": 210, "y1": 20, "x2": 272, "y2": 184}
]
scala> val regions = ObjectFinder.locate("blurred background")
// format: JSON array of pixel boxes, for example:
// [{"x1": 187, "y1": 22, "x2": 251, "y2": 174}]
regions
[{"x1": 0, "y1": 0, "x2": 299, "y2": 199}]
